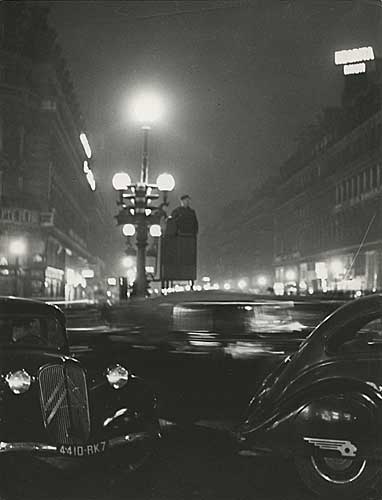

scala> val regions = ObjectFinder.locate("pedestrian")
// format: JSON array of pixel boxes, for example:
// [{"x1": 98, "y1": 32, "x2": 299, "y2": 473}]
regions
[{"x1": 170, "y1": 194, "x2": 199, "y2": 236}]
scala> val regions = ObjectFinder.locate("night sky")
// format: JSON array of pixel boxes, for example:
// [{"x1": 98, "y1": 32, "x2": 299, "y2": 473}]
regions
[{"x1": 36, "y1": 0, "x2": 381, "y2": 274}]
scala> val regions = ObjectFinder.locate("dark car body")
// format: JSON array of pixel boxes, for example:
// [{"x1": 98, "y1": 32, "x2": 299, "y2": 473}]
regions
[
  {"x1": 100, "y1": 291, "x2": 344, "y2": 423},
  {"x1": 237, "y1": 294, "x2": 382, "y2": 498},
  {"x1": 0, "y1": 297, "x2": 159, "y2": 468}
]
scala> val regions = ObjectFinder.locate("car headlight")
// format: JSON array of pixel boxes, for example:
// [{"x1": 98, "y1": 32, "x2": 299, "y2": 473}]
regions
[
  {"x1": 106, "y1": 364, "x2": 129, "y2": 389},
  {"x1": 5, "y1": 369, "x2": 32, "y2": 394}
]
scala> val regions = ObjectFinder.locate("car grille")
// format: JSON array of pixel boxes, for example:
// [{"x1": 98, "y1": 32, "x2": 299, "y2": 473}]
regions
[{"x1": 39, "y1": 363, "x2": 91, "y2": 445}]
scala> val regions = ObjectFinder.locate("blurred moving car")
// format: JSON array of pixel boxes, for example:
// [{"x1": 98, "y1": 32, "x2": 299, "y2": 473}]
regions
[
  {"x1": 104, "y1": 291, "x2": 345, "y2": 423},
  {"x1": 0, "y1": 297, "x2": 160, "y2": 475},
  {"x1": 237, "y1": 294, "x2": 382, "y2": 499}
]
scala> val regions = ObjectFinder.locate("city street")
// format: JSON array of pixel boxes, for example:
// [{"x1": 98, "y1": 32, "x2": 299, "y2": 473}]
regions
[{"x1": 1, "y1": 426, "x2": 315, "y2": 500}]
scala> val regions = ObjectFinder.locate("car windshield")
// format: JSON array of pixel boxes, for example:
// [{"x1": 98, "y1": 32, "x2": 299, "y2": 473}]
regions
[{"x1": 0, "y1": 314, "x2": 66, "y2": 350}]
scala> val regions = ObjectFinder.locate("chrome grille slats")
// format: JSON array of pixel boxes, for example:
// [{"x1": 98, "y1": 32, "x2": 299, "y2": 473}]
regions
[
  {"x1": 65, "y1": 363, "x2": 91, "y2": 443},
  {"x1": 38, "y1": 363, "x2": 90, "y2": 445}
]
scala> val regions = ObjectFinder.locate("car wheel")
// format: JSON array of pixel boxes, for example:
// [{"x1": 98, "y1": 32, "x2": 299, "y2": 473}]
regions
[{"x1": 295, "y1": 454, "x2": 381, "y2": 499}]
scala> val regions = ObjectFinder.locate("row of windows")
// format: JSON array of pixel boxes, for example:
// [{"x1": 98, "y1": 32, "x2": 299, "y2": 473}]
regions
[{"x1": 336, "y1": 164, "x2": 381, "y2": 205}]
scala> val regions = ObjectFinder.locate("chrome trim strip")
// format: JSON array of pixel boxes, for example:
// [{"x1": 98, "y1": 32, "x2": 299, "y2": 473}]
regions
[
  {"x1": 0, "y1": 431, "x2": 161, "y2": 455},
  {"x1": 0, "y1": 442, "x2": 58, "y2": 453},
  {"x1": 109, "y1": 431, "x2": 161, "y2": 447}
]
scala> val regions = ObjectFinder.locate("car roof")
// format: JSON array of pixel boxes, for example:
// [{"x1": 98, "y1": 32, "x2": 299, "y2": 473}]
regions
[
  {"x1": 143, "y1": 290, "x2": 347, "y2": 306},
  {"x1": 0, "y1": 296, "x2": 65, "y2": 322}
]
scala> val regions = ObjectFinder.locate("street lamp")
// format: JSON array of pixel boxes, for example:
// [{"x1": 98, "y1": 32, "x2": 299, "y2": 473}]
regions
[{"x1": 112, "y1": 93, "x2": 175, "y2": 297}]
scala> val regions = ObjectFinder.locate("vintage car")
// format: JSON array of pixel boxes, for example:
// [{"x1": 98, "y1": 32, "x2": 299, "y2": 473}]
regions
[
  {"x1": 99, "y1": 291, "x2": 344, "y2": 424},
  {"x1": 237, "y1": 293, "x2": 382, "y2": 499},
  {"x1": 0, "y1": 297, "x2": 160, "y2": 475}
]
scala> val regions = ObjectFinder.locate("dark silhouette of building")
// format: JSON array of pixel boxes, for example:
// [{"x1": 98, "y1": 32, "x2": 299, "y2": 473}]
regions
[
  {"x1": 274, "y1": 59, "x2": 382, "y2": 294},
  {"x1": 0, "y1": 2, "x2": 111, "y2": 298}
]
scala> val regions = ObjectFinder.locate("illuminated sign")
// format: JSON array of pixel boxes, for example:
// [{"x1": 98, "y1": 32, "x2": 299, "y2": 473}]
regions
[
  {"x1": 343, "y1": 62, "x2": 366, "y2": 75},
  {"x1": 334, "y1": 46, "x2": 374, "y2": 65},
  {"x1": 81, "y1": 269, "x2": 95, "y2": 279},
  {"x1": 80, "y1": 133, "x2": 92, "y2": 158},
  {"x1": 86, "y1": 170, "x2": 96, "y2": 191}
]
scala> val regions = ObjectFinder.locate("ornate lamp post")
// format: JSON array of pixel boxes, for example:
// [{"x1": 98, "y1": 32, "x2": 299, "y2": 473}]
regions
[{"x1": 112, "y1": 92, "x2": 175, "y2": 298}]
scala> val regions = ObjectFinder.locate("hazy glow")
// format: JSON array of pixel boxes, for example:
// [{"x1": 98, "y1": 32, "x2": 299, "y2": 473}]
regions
[
  {"x1": 273, "y1": 282, "x2": 284, "y2": 296},
  {"x1": 157, "y1": 173, "x2": 175, "y2": 192},
  {"x1": 112, "y1": 172, "x2": 131, "y2": 190},
  {"x1": 334, "y1": 46, "x2": 374, "y2": 65},
  {"x1": 238, "y1": 279, "x2": 247, "y2": 290},
  {"x1": 149, "y1": 224, "x2": 162, "y2": 237},
  {"x1": 122, "y1": 224, "x2": 136, "y2": 236},
  {"x1": 130, "y1": 91, "x2": 165, "y2": 125},
  {"x1": 126, "y1": 268, "x2": 136, "y2": 284},
  {"x1": 330, "y1": 259, "x2": 344, "y2": 276},
  {"x1": 107, "y1": 277, "x2": 117, "y2": 286},
  {"x1": 257, "y1": 276, "x2": 267, "y2": 286},
  {"x1": 9, "y1": 239, "x2": 27, "y2": 256},
  {"x1": 223, "y1": 282, "x2": 231, "y2": 290},
  {"x1": 343, "y1": 62, "x2": 366, "y2": 75},
  {"x1": 80, "y1": 133, "x2": 92, "y2": 159},
  {"x1": 202, "y1": 276, "x2": 210, "y2": 282},
  {"x1": 122, "y1": 256, "x2": 135, "y2": 268},
  {"x1": 285, "y1": 269, "x2": 296, "y2": 281}
]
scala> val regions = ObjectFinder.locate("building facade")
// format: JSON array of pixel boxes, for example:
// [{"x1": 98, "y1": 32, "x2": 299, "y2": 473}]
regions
[
  {"x1": 0, "y1": 2, "x2": 110, "y2": 299},
  {"x1": 274, "y1": 67, "x2": 382, "y2": 295}
]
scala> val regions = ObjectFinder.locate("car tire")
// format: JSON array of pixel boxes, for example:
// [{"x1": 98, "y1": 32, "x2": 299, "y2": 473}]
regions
[{"x1": 295, "y1": 454, "x2": 381, "y2": 499}]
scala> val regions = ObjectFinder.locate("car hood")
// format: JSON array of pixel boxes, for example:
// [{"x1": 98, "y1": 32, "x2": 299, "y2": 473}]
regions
[{"x1": 0, "y1": 346, "x2": 71, "y2": 377}]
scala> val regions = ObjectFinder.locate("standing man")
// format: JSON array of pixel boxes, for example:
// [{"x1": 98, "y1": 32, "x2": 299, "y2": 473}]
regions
[{"x1": 170, "y1": 194, "x2": 199, "y2": 236}]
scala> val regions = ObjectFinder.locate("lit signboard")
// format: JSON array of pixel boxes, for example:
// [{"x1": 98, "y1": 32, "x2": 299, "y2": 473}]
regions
[
  {"x1": 82, "y1": 269, "x2": 95, "y2": 279},
  {"x1": 80, "y1": 133, "x2": 92, "y2": 159},
  {"x1": 343, "y1": 62, "x2": 366, "y2": 75},
  {"x1": 334, "y1": 46, "x2": 374, "y2": 65}
]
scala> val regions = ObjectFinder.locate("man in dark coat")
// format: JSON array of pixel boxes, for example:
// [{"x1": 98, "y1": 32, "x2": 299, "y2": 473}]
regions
[{"x1": 170, "y1": 194, "x2": 198, "y2": 235}]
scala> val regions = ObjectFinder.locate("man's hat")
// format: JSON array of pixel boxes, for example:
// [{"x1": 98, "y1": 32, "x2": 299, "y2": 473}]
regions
[{"x1": 180, "y1": 194, "x2": 191, "y2": 200}]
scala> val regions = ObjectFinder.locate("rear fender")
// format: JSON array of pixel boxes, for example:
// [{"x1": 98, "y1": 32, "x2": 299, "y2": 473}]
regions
[{"x1": 293, "y1": 387, "x2": 379, "y2": 460}]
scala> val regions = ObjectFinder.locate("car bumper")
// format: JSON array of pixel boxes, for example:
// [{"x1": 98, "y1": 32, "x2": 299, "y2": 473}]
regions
[{"x1": 0, "y1": 430, "x2": 161, "y2": 456}]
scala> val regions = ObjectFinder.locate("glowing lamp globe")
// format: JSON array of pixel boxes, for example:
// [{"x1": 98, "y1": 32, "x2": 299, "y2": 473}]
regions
[
  {"x1": 238, "y1": 279, "x2": 247, "y2": 290},
  {"x1": 122, "y1": 224, "x2": 136, "y2": 237},
  {"x1": 130, "y1": 91, "x2": 165, "y2": 126},
  {"x1": 9, "y1": 239, "x2": 27, "y2": 256},
  {"x1": 112, "y1": 172, "x2": 131, "y2": 191},
  {"x1": 157, "y1": 173, "x2": 175, "y2": 192},
  {"x1": 149, "y1": 224, "x2": 162, "y2": 237}
]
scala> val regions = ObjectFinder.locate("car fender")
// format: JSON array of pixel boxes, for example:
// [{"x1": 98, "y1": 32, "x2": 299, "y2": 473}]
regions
[{"x1": 293, "y1": 387, "x2": 379, "y2": 459}]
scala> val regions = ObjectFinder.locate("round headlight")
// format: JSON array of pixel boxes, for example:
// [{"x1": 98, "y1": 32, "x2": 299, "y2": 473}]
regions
[
  {"x1": 106, "y1": 364, "x2": 129, "y2": 389},
  {"x1": 6, "y1": 369, "x2": 32, "y2": 394}
]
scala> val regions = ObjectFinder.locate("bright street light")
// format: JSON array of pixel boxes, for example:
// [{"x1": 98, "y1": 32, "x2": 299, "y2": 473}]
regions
[
  {"x1": 9, "y1": 239, "x2": 27, "y2": 256},
  {"x1": 122, "y1": 223, "x2": 136, "y2": 237},
  {"x1": 157, "y1": 173, "x2": 175, "y2": 192},
  {"x1": 130, "y1": 91, "x2": 165, "y2": 126},
  {"x1": 112, "y1": 172, "x2": 131, "y2": 191},
  {"x1": 238, "y1": 279, "x2": 247, "y2": 290},
  {"x1": 149, "y1": 224, "x2": 162, "y2": 237}
]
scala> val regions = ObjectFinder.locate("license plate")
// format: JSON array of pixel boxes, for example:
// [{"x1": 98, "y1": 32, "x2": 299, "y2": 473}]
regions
[{"x1": 59, "y1": 441, "x2": 108, "y2": 457}]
